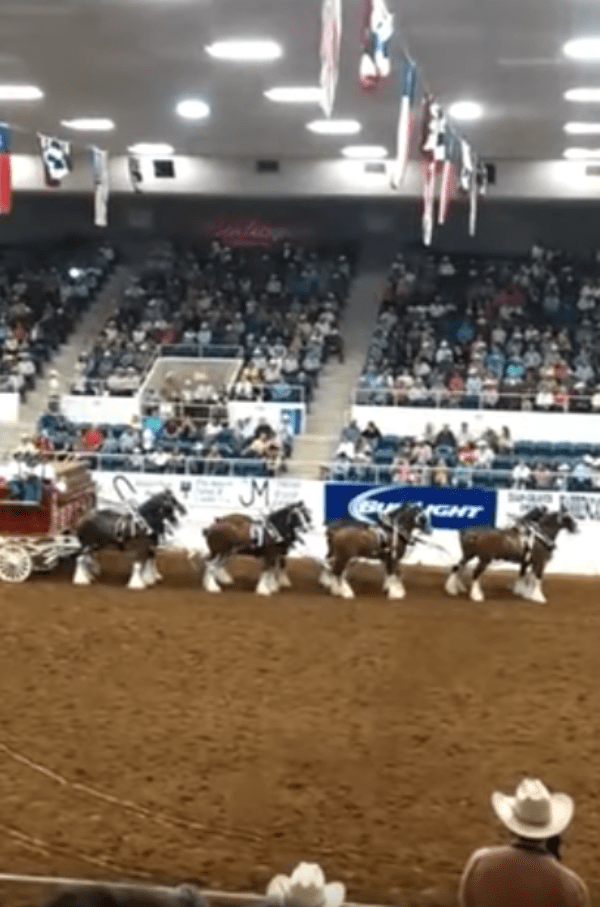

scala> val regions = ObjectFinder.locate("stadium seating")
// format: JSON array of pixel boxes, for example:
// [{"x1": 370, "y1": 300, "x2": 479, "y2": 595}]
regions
[
  {"x1": 73, "y1": 241, "x2": 352, "y2": 403},
  {"x1": 357, "y1": 246, "x2": 600, "y2": 413},
  {"x1": 329, "y1": 419, "x2": 600, "y2": 492},
  {"x1": 0, "y1": 241, "x2": 116, "y2": 398}
]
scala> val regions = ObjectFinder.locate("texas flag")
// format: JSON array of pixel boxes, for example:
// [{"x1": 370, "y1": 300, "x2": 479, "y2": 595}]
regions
[{"x1": 0, "y1": 125, "x2": 12, "y2": 215}]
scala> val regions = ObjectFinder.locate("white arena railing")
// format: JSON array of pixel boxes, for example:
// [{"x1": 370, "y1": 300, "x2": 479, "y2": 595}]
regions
[
  {"x1": 0, "y1": 452, "x2": 595, "y2": 492},
  {"x1": 353, "y1": 388, "x2": 600, "y2": 413}
]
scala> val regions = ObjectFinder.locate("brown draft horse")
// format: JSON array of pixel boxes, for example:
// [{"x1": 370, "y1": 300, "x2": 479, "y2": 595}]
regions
[
  {"x1": 319, "y1": 502, "x2": 431, "y2": 599},
  {"x1": 445, "y1": 505, "x2": 578, "y2": 603},
  {"x1": 198, "y1": 501, "x2": 312, "y2": 595}
]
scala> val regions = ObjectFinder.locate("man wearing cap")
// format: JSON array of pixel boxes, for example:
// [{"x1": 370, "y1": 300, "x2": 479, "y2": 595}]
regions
[{"x1": 459, "y1": 778, "x2": 589, "y2": 907}]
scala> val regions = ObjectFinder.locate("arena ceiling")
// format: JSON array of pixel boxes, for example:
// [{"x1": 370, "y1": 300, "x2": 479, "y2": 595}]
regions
[{"x1": 1, "y1": 0, "x2": 600, "y2": 162}]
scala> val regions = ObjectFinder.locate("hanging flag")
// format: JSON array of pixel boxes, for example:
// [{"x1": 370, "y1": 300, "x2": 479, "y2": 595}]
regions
[
  {"x1": 91, "y1": 147, "x2": 109, "y2": 227},
  {"x1": 438, "y1": 131, "x2": 458, "y2": 225},
  {"x1": 0, "y1": 125, "x2": 12, "y2": 215},
  {"x1": 469, "y1": 159, "x2": 488, "y2": 236},
  {"x1": 128, "y1": 153, "x2": 143, "y2": 192},
  {"x1": 320, "y1": 0, "x2": 342, "y2": 117},
  {"x1": 390, "y1": 60, "x2": 418, "y2": 188},
  {"x1": 38, "y1": 135, "x2": 72, "y2": 187},
  {"x1": 459, "y1": 138, "x2": 473, "y2": 194},
  {"x1": 359, "y1": 0, "x2": 394, "y2": 91},
  {"x1": 420, "y1": 96, "x2": 446, "y2": 246}
]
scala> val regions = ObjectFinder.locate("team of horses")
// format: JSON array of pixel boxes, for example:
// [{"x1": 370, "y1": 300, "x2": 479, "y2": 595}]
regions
[{"x1": 67, "y1": 482, "x2": 577, "y2": 602}]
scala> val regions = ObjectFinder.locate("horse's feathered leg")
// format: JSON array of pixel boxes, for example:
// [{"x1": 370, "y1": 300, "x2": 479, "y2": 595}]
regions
[
  {"x1": 73, "y1": 553, "x2": 93, "y2": 586},
  {"x1": 469, "y1": 558, "x2": 489, "y2": 602},
  {"x1": 256, "y1": 550, "x2": 278, "y2": 596},
  {"x1": 275, "y1": 557, "x2": 292, "y2": 589},
  {"x1": 214, "y1": 556, "x2": 234, "y2": 586},
  {"x1": 203, "y1": 558, "x2": 222, "y2": 594},
  {"x1": 445, "y1": 559, "x2": 469, "y2": 596},
  {"x1": 384, "y1": 571, "x2": 406, "y2": 600},
  {"x1": 127, "y1": 561, "x2": 148, "y2": 591}
]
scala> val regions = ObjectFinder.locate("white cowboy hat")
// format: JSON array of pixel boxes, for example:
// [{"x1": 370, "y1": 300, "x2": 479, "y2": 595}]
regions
[
  {"x1": 267, "y1": 863, "x2": 345, "y2": 907},
  {"x1": 491, "y1": 778, "x2": 574, "y2": 839}
]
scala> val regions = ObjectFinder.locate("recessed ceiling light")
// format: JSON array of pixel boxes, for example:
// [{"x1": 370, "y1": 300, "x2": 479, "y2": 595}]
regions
[
  {"x1": 565, "y1": 87, "x2": 600, "y2": 102},
  {"x1": 264, "y1": 86, "x2": 323, "y2": 103},
  {"x1": 341, "y1": 145, "x2": 388, "y2": 159},
  {"x1": 563, "y1": 147, "x2": 600, "y2": 159},
  {"x1": 564, "y1": 38, "x2": 600, "y2": 60},
  {"x1": 128, "y1": 143, "x2": 174, "y2": 155},
  {"x1": 206, "y1": 40, "x2": 282, "y2": 61},
  {"x1": 61, "y1": 118, "x2": 115, "y2": 132},
  {"x1": 307, "y1": 119, "x2": 362, "y2": 135},
  {"x1": 564, "y1": 121, "x2": 600, "y2": 135},
  {"x1": 0, "y1": 84, "x2": 43, "y2": 101},
  {"x1": 448, "y1": 100, "x2": 483, "y2": 121},
  {"x1": 175, "y1": 99, "x2": 210, "y2": 120}
]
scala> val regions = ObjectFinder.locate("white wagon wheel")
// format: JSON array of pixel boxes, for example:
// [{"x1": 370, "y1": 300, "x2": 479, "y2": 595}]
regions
[{"x1": 0, "y1": 541, "x2": 33, "y2": 583}]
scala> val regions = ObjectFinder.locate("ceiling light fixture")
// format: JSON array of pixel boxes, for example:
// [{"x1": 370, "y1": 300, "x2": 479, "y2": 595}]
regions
[
  {"x1": 341, "y1": 145, "x2": 388, "y2": 159},
  {"x1": 448, "y1": 100, "x2": 483, "y2": 121},
  {"x1": 264, "y1": 86, "x2": 323, "y2": 103},
  {"x1": 175, "y1": 99, "x2": 210, "y2": 120},
  {"x1": 61, "y1": 118, "x2": 115, "y2": 131},
  {"x1": 0, "y1": 84, "x2": 43, "y2": 101},
  {"x1": 564, "y1": 87, "x2": 600, "y2": 102},
  {"x1": 563, "y1": 146, "x2": 600, "y2": 159},
  {"x1": 307, "y1": 119, "x2": 361, "y2": 135},
  {"x1": 564, "y1": 38, "x2": 600, "y2": 60},
  {"x1": 128, "y1": 143, "x2": 175, "y2": 155},
  {"x1": 564, "y1": 121, "x2": 600, "y2": 135},
  {"x1": 206, "y1": 40, "x2": 282, "y2": 61}
]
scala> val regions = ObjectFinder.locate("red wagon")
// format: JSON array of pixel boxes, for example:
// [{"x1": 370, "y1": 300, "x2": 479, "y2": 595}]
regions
[{"x1": 0, "y1": 460, "x2": 96, "y2": 583}]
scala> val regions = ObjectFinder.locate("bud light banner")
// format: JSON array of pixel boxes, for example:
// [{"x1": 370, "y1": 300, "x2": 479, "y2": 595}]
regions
[{"x1": 325, "y1": 484, "x2": 497, "y2": 530}]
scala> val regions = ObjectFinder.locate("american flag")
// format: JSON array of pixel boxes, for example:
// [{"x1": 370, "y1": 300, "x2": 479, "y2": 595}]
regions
[
  {"x1": 320, "y1": 0, "x2": 342, "y2": 118},
  {"x1": 459, "y1": 138, "x2": 473, "y2": 194},
  {"x1": 0, "y1": 125, "x2": 11, "y2": 215},
  {"x1": 390, "y1": 60, "x2": 418, "y2": 189}
]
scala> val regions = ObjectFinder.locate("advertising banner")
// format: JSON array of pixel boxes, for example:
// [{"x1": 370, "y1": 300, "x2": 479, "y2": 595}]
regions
[{"x1": 325, "y1": 483, "x2": 496, "y2": 530}]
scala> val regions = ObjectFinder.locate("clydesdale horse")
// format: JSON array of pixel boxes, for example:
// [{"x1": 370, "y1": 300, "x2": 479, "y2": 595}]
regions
[
  {"x1": 320, "y1": 502, "x2": 431, "y2": 599},
  {"x1": 445, "y1": 505, "x2": 577, "y2": 603}
]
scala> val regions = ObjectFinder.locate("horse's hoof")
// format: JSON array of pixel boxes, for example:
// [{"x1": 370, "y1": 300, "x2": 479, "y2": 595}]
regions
[
  {"x1": 445, "y1": 574, "x2": 461, "y2": 596},
  {"x1": 338, "y1": 581, "x2": 355, "y2": 600},
  {"x1": 513, "y1": 578, "x2": 527, "y2": 597},
  {"x1": 469, "y1": 581, "x2": 485, "y2": 602},
  {"x1": 215, "y1": 568, "x2": 234, "y2": 586},
  {"x1": 277, "y1": 572, "x2": 292, "y2": 589},
  {"x1": 525, "y1": 585, "x2": 546, "y2": 604},
  {"x1": 386, "y1": 574, "x2": 406, "y2": 600},
  {"x1": 319, "y1": 570, "x2": 334, "y2": 589}
]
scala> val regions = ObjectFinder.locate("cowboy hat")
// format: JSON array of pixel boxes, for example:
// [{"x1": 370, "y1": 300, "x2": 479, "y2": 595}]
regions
[
  {"x1": 491, "y1": 778, "x2": 574, "y2": 839},
  {"x1": 266, "y1": 863, "x2": 345, "y2": 907}
]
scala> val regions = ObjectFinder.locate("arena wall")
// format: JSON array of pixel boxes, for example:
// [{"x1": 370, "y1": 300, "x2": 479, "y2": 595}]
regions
[{"x1": 351, "y1": 406, "x2": 600, "y2": 444}]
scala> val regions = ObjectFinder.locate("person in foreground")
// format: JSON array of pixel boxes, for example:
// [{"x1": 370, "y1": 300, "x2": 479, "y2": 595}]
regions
[{"x1": 459, "y1": 777, "x2": 589, "y2": 907}]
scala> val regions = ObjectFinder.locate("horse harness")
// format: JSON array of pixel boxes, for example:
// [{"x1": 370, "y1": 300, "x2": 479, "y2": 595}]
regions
[{"x1": 249, "y1": 518, "x2": 284, "y2": 549}]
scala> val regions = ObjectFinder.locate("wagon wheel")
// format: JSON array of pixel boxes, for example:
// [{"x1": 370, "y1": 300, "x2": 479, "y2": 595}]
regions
[{"x1": 0, "y1": 542, "x2": 33, "y2": 583}]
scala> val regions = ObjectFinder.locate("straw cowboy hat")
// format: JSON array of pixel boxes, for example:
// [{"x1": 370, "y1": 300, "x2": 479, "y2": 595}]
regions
[
  {"x1": 267, "y1": 863, "x2": 345, "y2": 907},
  {"x1": 492, "y1": 778, "x2": 574, "y2": 839}
]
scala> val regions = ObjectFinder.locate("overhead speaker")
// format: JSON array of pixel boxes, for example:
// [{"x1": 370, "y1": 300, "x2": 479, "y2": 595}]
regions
[
  {"x1": 364, "y1": 161, "x2": 386, "y2": 174},
  {"x1": 153, "y1": 159, "x2": 175, "y2": 178},
  {"x1": 485, "y1": 162, "x2": 496, "y2": 185},
  {"x1": 256, "y1": 159, "x2": 280, "y2": 173}
]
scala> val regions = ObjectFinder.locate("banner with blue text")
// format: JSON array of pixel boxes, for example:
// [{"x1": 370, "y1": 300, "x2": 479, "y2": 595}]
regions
[{"x1": 325, "y1": 484, "x2": 497, "y2": 530}]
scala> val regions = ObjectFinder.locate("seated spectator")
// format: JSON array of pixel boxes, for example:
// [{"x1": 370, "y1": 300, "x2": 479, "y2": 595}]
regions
[
  {"x1": 361, "y1": 421, "x2": 382, "y2": 444},
  {"x1": 459, "y1": 778, "x2": 588, "y2": 907},
  {"x1": 512, "y1": 460, "x2": 531, "y2": 489}
]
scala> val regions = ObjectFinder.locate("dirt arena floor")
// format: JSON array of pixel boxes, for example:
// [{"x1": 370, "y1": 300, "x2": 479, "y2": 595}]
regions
[{"x1": 0, "y1": 553, "x2": 599, "y2": 907}]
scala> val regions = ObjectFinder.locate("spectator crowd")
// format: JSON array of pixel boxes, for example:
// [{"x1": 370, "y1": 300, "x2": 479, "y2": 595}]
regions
[
  {"x1": 358, "y1": 245, "x2": 600, "y2": 412},
  {"x1": 330, "y1": 418, "x2": 600, "y2": 491},
  {"x1": 72, "y1": 240, "x2": 351, "y2": 406},
  {"x1": 0, "y1": 241, "x2": 115, "y2": 399}
]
